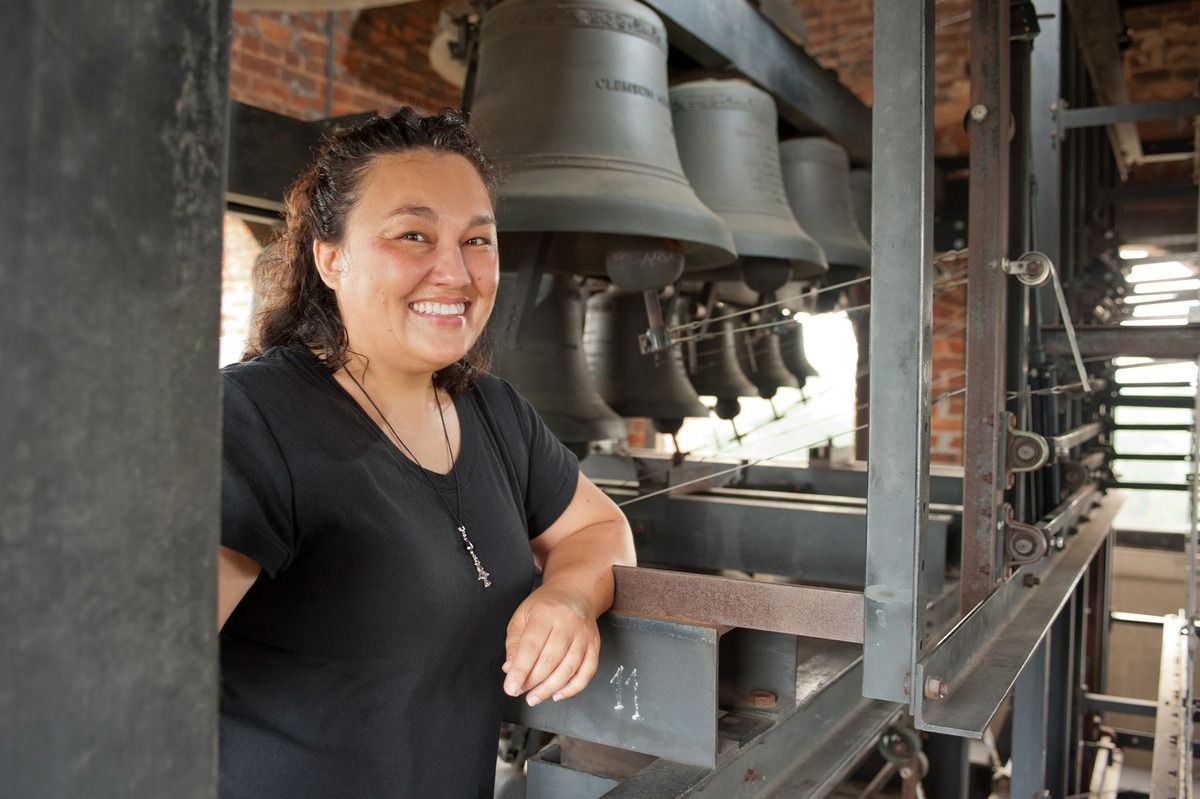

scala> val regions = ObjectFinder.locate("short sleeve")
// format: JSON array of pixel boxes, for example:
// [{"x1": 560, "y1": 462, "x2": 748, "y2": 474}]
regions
[
  {"x1": 221, "y1": 375, "x2": 296, "y2": 577},
  {"x1": 499, "y1": 381, "x2": 580, "y2": 539}
]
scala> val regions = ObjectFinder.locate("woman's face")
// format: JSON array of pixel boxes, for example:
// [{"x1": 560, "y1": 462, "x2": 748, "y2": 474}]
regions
[{"x1": 316, "y1": 150, "x2": 499, "y2": 376}]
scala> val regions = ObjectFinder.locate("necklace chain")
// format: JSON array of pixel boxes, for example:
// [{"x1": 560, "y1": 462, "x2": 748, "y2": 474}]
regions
[{"x1": 344, "y1": 368, "x2": 492, "y2": 589}]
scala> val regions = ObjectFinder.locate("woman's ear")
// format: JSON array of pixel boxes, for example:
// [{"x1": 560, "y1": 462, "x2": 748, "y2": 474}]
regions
[{"x1": 313, "y1": 239, "x2": 342, "y2": 290}]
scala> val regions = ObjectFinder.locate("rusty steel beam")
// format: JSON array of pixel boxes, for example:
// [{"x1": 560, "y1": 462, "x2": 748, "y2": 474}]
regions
[
  {"x1": 1043, "y1": 325, "x2": 1200, "y2": 358},
  {"x1": 611, "y1": 566, "x2": 865, "y2": 643},
  {"x1": 961, "y1": 0, "x2": 1012, "y2": 613}
]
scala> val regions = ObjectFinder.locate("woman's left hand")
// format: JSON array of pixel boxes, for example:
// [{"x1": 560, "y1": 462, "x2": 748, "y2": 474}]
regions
[{"x1": 502, "y1": 583, "x2": 600, "y2": 706}]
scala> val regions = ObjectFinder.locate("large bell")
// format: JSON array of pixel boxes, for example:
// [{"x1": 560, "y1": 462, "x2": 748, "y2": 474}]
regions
[
  {"x1": 471, "y1": 0, "x2": 736, "y2": 281},
  {"x1": 735, "y1": 326, "x2": 799, "y2": 399},
  {"x1": 489, "y1": 272, "x2": 626, "y2": 455},
  {"x1": 778, "y1": 322, "x2": 820, "y2": 389},
  {"x1": 670, "y1": 79, "x2": 827, "y2": 290},
  {"x1": 778, "y1": 137, "x2": 871, "y2": 283},
  {"x1": 848, "y1": 168, "x2": 872, "y2": 243},
  {"x1": 681, "y1": 301, "x2": 758, "y2": 420},
  {"x1": 584, "y1": 288, "x2": 709, "y2": 435}
]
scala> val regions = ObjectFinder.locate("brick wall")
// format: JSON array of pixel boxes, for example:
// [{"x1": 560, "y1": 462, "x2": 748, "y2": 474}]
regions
[
  {"x1": 228, "y1": 3, "x2": 461, "y2": 122},
  {"x1": 1123, "y1": 0, "x2": 1200, "y2": 144},
  {"x1": 792, "y1": 0, "x2": 973, "y2": 158},
  {"x1": 931, "y1": 280, "x2": 967, "y2": 466}
]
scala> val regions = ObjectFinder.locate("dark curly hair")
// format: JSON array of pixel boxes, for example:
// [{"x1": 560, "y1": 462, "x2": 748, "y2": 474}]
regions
[{"x1": 246, "y1": 107, "x2": 497, "y2": 395}]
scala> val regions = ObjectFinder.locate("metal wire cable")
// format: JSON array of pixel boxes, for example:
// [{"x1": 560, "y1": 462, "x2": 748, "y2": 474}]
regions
[
  {"x1": 618, "y1": 382, "x2": 969, "y2": 507},
  {"x1": 667, "y1": 249, "x2": 971, "y2": 339}
]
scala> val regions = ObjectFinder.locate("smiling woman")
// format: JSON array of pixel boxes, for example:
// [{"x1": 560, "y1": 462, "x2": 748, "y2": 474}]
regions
[{"x1": 218, "y1": 108, "x2": 635, "y2": 799}]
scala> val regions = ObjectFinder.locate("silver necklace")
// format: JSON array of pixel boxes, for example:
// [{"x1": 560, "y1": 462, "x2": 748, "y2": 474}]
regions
[{"x1": 344, "y1": 369, "x2": 492, "y2": 589}]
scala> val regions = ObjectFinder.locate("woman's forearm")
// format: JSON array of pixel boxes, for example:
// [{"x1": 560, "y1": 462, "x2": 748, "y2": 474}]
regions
[{"x1": 538, "y1": 518, "x2": 637, "y2": 618}]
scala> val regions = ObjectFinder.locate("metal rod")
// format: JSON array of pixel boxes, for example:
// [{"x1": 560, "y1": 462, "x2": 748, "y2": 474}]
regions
[
  {"x1": 1053, "y1": 421, "x2": 1104, "y2": 458},
  {"x1": 862, "y1": 0, "x2": 935, "y2": 703}
]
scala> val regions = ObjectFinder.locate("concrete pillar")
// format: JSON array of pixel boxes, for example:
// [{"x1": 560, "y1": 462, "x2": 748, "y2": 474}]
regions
[{"x1": 1, "y1": 2, "x2": 230, "y2": 796}]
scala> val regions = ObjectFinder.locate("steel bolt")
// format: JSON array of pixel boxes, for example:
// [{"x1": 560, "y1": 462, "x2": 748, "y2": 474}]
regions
[
  {"x1": 749, "y1": 689, "x2": 777, "y2": 708},
  {"x1": 1024, "y1": 573, "x2": 1041, "y2": 587},
  {"x1": 923, "y1": 676, "x2": 949, "y2": 700},
  {"x1": 744, "y1": 768, "x2": 757, "y2": 783},
  {"x1": 970, "y1": 103, "x2": 989, "y2": 121},
  {"x1": 1012, "y1": 537, "x2": 1035, "y2": 557}
]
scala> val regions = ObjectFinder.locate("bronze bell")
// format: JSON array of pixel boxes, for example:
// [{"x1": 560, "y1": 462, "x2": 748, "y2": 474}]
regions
[
  {"x1": 778, "y1": 138, "x2": 871, "y2": 283},
  {"x1": 470, "y1": 0, "x2": 736, "y2": 285},
  {"x1": 489, "y1": 272, "x2": 626, "y2": 454},
  {"x1": 681, "y1": 301, "x2": 757, "y2": 420},
  {"x1": 735, "y1": 325, "x2": 799, "y2": 399},
  {"x1": 670, "y1": 79, "x2": 827, "y2": 290},
  {"x1": 778, "y1": 322, "x2": 820, "y2": 390},
  {"x1": 584, "y1": 288, "x2": 708, "y2": 435},
  {"x1": 848, "y1": 168, "x2": 872, "y2": 244}
]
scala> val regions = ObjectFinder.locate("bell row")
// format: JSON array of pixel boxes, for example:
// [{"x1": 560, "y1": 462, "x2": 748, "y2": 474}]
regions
[
  {"x1": 469, "y1": 0, "x2": 873, "y2": 298},
  {"x1": 489, "y1": 274, "x2": 822, "y2": 454}
]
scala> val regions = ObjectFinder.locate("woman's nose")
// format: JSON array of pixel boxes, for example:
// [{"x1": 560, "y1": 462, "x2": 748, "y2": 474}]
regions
[{"x1": 430, "y1": 242, "x2": 471, "y2": 286}]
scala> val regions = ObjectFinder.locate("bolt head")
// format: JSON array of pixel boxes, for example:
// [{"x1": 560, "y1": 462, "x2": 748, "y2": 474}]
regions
[
  {"x1": 748, "y1": 689, "x2": 777, "y2": 708},
  {"x1": 923, "y1": 676, "x2": 949, "y2": 700},
  {"x1": 970, "y1": 103, "x2": 989, "y2": 121},
  {"x1": 1013, "y1": 538, "x2": 1035, "y2": 556}
]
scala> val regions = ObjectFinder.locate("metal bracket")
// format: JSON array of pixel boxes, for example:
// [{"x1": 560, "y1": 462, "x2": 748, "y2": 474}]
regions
[
  {"x1": 1003, "y1": 250, "x2": 1053, "y2": 287},
  {"x1": 1004, "y1": 504, "x2": 1050, "y2": 566},
  {"x1": 1006, "y1": 412, "x2": 1050, "y2": 487}
]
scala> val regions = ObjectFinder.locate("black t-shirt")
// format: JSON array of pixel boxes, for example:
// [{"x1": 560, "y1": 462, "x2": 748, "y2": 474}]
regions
[{"x1": 218, "y1": 346, "x2": 579, "y2": 799}]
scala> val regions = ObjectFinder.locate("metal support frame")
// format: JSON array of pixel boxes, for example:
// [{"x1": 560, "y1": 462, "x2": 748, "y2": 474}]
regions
[
  {"x1": 610, "y1": 566, "x2": 864, "y2": 643},
  {"x1": 1150, "y1": 613, "x2": 1194, "y2": 797},
  {"x1": 640, "y1": 0, "x2": 872, "y2": 164},
  {"x1": 1061, "y1": 0, "x2": 1143, "y2": 175},
  {"x1": 1030, "y1": 0, "x2": 1063, "y2": 298},
  {"x1": 523, "y1": 645, "x2": 902, "y2": 799},
  {"x1": 1011, "y1": 637, "x2": 1051, "y2": 797},
  {"x1": 584, "y1": 451, "x2": 965, "y2": 506},
  {"x1": 1061, "y1": 96, "x2": 1200, "y2": 129},
  {"x1": 506, "y1": 613, "x2": 721, "y2": 768},
  {"x1": 862, "y1": 0, "x2": 936, "y2": 703},
  {"x1": 1043, "y1": 324, "x2": 1200, "y2": 358},
  {"x1": 611, "y1": 487, "x2": 953, "y2": 593},
  {"x1": 912, "y1": 490, "x2": 1120, "y2": 737},
  {"x1": 961, "y1": 0, "x2": 1013, "y2": 613}
]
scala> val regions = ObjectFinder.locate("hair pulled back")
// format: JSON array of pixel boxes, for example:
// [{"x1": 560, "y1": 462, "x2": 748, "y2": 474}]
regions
[{"x1": 247, "y1": 106, "x2": 498, "y2": 395}]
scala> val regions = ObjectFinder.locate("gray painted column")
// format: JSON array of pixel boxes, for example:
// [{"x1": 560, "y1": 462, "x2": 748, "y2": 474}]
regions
[
  {"x1": 1030, "y1": 0, "x2": 1063, "y2": 326},
  {"x1": 863, "y1": 0, "x2": 935, "y2": 702},
  {"x1": 0, "y1": 2, "x2": 230, "y2": 797},
  {"x1": 1011, "y1": 636, "x2": 1051, "y2": 798}
]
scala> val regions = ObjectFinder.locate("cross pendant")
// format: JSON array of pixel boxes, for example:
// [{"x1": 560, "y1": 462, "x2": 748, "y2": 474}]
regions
[{"x1": 458, "y1": 525, "x2": 492, "y2": 588}]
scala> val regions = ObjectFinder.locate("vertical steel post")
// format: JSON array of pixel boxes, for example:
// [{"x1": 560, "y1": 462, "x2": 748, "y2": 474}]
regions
[
  {"x1": 1045, "y1": 594, "x2": 1076, "y2": 797},
  {"x1": 1011, "y1": 637, "x2": 1051, "y2": 798},
  {"x1": 863, "y1": 0, "x2": 935, "y2": 702},
  {"x1": 1030, "y1": 0, "x2": 1063, "y2": 280},
  {"x1": 961, "y1": 0, "x2": 1013, "y2": 612},
  {"x1": 0, "y1": 1, "x2": 229, "y2": 797}
]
